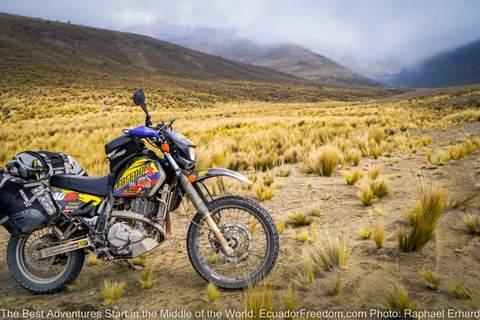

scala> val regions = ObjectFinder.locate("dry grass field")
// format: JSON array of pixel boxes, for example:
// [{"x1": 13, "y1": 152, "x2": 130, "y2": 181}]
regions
[{"x1": 1, "y1": 83, "x2": 480, "y2": 318}]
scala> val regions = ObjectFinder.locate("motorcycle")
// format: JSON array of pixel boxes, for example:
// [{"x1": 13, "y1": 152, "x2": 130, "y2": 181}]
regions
[{"x1": 2, "y1": 89, "x2": 279, "y2": 293}]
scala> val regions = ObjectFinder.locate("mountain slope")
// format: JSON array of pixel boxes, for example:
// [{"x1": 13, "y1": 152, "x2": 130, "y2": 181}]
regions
[
  {"x1": 0, "y1": 13, "x2": 302, "y2": 86},
  {"x1": 171, "y1": 28, "x2": 377, "y2": 86},
  {"x1": 389, "y1": 39, "x2": 480, "y2": 88}
]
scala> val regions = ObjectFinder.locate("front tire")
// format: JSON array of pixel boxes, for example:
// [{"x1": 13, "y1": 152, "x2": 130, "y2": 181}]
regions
[
  {"x1": 7, "y1": 230, "x2": 85, "y2": 294},
  {"x1": 187, "y1": 196, "x2": 279, "y2": 289}
]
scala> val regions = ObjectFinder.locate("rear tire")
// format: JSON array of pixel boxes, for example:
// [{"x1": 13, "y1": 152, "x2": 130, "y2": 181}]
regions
[
  {"x1": 7, "y1": 235, "x2": 85, "y2": 294},
  {"x1": 187, "y1": 196, "x2": 279, "y2": 289}
]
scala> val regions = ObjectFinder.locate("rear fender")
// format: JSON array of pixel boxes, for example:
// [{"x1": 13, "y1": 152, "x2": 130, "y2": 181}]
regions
[{"x1": 194, "y1": 168, "x2": 251, "y2": 185}]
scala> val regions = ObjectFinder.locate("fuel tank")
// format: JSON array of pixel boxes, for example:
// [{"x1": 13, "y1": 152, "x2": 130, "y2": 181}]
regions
[{"x1": 113, "y1": 156, "x2": 166, "y2": 197}]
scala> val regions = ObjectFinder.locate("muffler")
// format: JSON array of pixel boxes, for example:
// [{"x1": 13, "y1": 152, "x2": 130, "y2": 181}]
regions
[{"x1": 40, "y1": 238, "x2": 91, "y2": 258}]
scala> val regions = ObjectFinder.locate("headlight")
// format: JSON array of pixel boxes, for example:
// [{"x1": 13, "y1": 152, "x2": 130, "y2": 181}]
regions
[{"x1": 188, "y1": 147, "x2": 196, "y2": 161}]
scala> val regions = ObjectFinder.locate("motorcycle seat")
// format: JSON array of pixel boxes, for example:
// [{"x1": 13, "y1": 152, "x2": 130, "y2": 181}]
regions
[{"x1": 50, "y1": 175, "x2": 109, "y2": 197}]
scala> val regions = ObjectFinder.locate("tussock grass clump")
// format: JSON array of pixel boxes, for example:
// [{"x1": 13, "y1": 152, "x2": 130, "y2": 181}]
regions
[
  {"x1": 204, "y1": 283, "x2": 221, "y2": 305},
  {"x1": 244, "y1": 281, "x2": 273, "y2": 319},
  {"x1": 420, "y1": 268, "x2": 442, "y2": 290},
  {"x1": 370, "y1": 179, "x2": 390, "y2": 198},
  {"x1": 307, "y1": 206, "x2": 323, "y2": 217},
  {"x1": 129, "y1": 254, "x2": 149, "y2": 267},
  {"x1": 293, "y1": 250, "x2": 316, "y2": 288},
  {"x1": 102, "y1": 280, "x2": 125, "y2": 305},
  {"x1": 277, "y1": 168, "x2": 291, "y2": 177},
  {"x1": 450, "y1": 282, "x2": 472, "y2": 299},
  {"x1": 254, "y1": 184, "x2": 275, "y2": 201},
  {"x1": 281, "y1": 286, "x2": 298, "y2": 314},
  {"x1": 345, "y1": 148, "x2": 362, "y2": 166},
  {"x1": 312, "y1": 234, "x2": 349, "y2": 271},
  {"x1": 294, "y1": 229, "x2": 311, "y2": 244},
  {"x1": 288, "y1": 212, "x2": 312, "y2": 226},
  {"x1": 330, "y1": 275, "x2": 342, "y2": 296},
  {"x1": 398, "y1": 181, "x2": 447, "y2": 252},
  {"x1": 463, "y1": 213, "x2": 480, "y2": 234},
  {"x1": 373, "y1": 224, "x2": 385, "y2": 248},
  {"x1": 382, "y1": 284, "x2": 418, "y2": 312},
  {"x1": 276, "y1": 219, "x2": 286, "y2": 234},
  {"x1": 367, "y1": 166, "x2": 381, "y2": 180},
  {"x1": 303, "y1": 145, "x2": 342, "y2": 177},
  {"x1": 344, "y1": 169, "x2": 363, "y2": 185},
  {"x1": 358, "y1": 228, "x2": 372, "y2": 240},
  {"x1": 357, "y1": 182, "x2": 374, "y2": 206},
  {"x1": 139, "y1": 263, "x2": 156, "y2": 289},
  {"x1": 87, "y1": 255, "x2": 100, "y2": 266}
]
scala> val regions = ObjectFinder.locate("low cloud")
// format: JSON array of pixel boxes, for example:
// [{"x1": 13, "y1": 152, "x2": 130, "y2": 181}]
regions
[{"x1": 1, "y1": 0, "x2": 479, "y2": 68}]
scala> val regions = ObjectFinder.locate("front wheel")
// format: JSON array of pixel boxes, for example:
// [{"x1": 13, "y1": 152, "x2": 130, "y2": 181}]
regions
[
  {"x1": 7, "y1": 228, "x2": 85, "y2": 294},
  {"x1": 187, "y1": 196, "x2": 279, "y2": 289}
]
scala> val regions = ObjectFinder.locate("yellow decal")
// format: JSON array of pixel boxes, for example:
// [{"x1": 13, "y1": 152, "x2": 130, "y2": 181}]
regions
[
  {"x1": 51, "y1": 187, "x2": 102, "y2": 206},
  {"x1": 198, "y1": 170, "x2": 208, "y2": 177},
  {"x1": 114, "y1": 157, "x2": 159, "y2": 190}
]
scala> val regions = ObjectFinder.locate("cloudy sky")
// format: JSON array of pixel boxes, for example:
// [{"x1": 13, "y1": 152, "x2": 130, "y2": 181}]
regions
[{"x1": 1, "y1": 0, "x2": 479, "y2": 74}]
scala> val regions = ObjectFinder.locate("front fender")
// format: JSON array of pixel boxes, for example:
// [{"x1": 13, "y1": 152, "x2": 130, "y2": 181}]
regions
[{"x1": 194, "y1": 168, "x2": 252, "y2": 185}]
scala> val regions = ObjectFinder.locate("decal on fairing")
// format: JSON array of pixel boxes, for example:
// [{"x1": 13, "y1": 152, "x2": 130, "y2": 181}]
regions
[
  {"x1": 51, "y1": 187, "x2": 102, "y2": 216},
  {"x1": 114, "y1": 157, "x2": 161, "y2": 197}
]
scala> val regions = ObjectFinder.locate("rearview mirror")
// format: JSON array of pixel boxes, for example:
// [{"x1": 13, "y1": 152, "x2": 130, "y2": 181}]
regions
[
  {"x1": 133, "y1": 89, "x2": 146, "y2": 107},
  {"x1": 132, "y1": 89, "x2": 152, "y2": 127}
]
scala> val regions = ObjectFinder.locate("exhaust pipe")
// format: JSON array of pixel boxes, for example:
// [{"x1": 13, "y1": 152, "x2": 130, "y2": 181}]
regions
[{"x1": 40, "y1": 238, "x2": 91, "y2": 258}]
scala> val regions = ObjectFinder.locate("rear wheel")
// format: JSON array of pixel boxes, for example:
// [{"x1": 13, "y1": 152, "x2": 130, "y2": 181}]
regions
[
  {"x1": 7, "y1": 227, "x2": 85, "y2": 294},
  {"x1": 187, "y1": 196, "x2": 279, "y2": 289}
]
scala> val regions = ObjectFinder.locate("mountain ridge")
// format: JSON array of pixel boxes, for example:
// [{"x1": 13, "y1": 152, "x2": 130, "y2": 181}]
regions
[{"x1": 388, "y1": 39, "x2": 480, "y2": 88}]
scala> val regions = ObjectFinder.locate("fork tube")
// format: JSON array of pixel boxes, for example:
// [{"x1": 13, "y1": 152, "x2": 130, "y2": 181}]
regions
[{"x1": 164, "y1": 153, "x2": 233, "y2": 256}]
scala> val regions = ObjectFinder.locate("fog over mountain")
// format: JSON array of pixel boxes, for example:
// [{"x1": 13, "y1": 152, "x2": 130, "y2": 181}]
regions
[{"x1": 1, "y1": 0, "x2": 479, "y2": 79}]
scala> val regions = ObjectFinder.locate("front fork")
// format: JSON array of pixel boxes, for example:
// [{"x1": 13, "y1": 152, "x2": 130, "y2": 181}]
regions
[{"x1": 165, "y1": 154, "x2": 234, "y2": 256}]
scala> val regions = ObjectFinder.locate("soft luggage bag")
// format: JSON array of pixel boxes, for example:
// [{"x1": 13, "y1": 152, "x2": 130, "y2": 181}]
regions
[{"x1": 0, "y1": 172, "x2": 59, "y2": 235}]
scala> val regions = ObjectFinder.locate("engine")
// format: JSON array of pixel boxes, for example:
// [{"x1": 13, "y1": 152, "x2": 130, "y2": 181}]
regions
[{"x1": 107, "y1": 220, "x2": 158, "y2": 258}]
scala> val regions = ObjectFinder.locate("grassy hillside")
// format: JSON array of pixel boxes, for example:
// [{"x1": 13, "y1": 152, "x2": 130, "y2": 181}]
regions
[
  {"x1": 172, "y1": 29, "x2": 376, "y2": 86},
  {"x1": 389, "y1": 39, "x2": 480, "y2": 88}
]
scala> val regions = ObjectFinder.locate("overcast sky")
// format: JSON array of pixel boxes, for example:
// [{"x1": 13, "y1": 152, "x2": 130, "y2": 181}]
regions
[{"x1": 1, "y1": 0, "x2": 479, "y2": 70}]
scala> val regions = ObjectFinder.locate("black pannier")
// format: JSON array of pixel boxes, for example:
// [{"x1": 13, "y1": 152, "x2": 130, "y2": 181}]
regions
[
  {"x1": 6, "y1": 151, "x2": 86, "y2": 180},
  {"x1": 0, "y1": 171, "x2": 60, "y2": 235}
]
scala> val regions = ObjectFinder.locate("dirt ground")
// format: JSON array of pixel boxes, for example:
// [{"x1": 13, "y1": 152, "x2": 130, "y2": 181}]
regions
[{"x1": 0, "y1": 118, "x2": 479, "y2": 320}]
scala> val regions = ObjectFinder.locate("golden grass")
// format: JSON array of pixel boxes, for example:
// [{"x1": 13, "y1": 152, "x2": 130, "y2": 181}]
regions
[
  {"x1": 294, "y1": 229, "x2": 311, "y2": 244},
  {"x1": 463, "y1": 213, "x2": 480, "y2": 234},
  {"x1": 303, "y1": 145, "x2": 342, "y2": 177},
  {"x1": 312, "y1": 234, "x2": 349, "y2": 271},
  {"x1": 358, "y1": 228, "x2": 372, "y2": 240},
  {"x1": 344, "y1": 148, "x2": 362, "y2": 166},
  {"x1": 398, "y1": 181, "x2": 447, "y2": 252},
  {"x1": 86, "y1": 255, "x2": 100, "y2": 266},
  {"x1": 450, "y1": 282, "x2": 472, "y2": 299},
  {"x1": 204, "y1": 283, "x2": 221, "y2": 305},
  {"x1": 281, "y1": 286, "x2": 298, "y2": 314},
  {"x1": 357, "y1": 182, "x2": 374, "y2": 206},
  {"x1": 367, "y1": 166, "x2": 381, "y2": 180},
  {"x1": 330, "y1": 275, "x2": 342, "y2": 296},
  {"x1": 139, "y1": 263, "x2": 156, "y2": 289},
  {"x1": 288, "y1": 212, "x2": 313, "y2": 226},
  {"x1": 370, "y1": 179, "x2": 390, "y2": 198},
  {"x1": 293, "y1": 249, "x2": 316, "y2": 289},
  {"x1": 244, "y1": 281, "x2": 273, "y2": 320},
  {"x1": 129, "y1": 254, "x2": 149, "y2": 267},
  {"x1": 344, "y1": 168, "x2": 363, "y2": 185},
  {"x1": 277, "y1": 168, "x2": 291, "y2": 177},
  {"x1": 102, "y1": 280, "x2": 125, "y2": 305},
  {"x1": 373, "y1": 224, "x2": 385, "y2": 248},
  {"x1": 276, "y1": 219, "x2": 286, "y2": 234},
  {"x1": 382, "y1": 284, "x2": 418, "y2": 312},
  {"x1": 420, "y1": 268, "x2": 442, "y2": 290},
  {"x1": 254, "y1": 184, "x2": 275, "y2": 201},
  {"x1": 308, "y1": 206, "x2": 323, "y2": 217}
]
